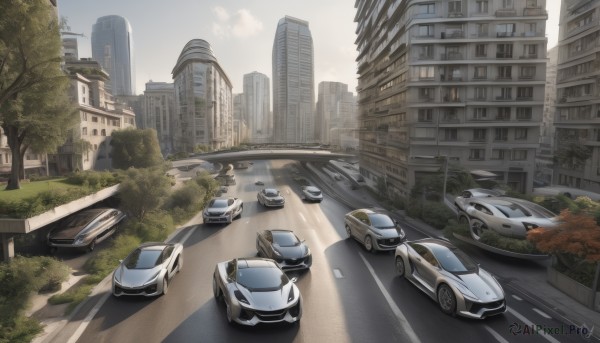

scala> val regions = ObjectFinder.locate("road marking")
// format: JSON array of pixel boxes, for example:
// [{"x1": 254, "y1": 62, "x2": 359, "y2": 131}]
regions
[
  {"x1": 533, "y1": 308, "x2": 552, "y2": 319},
  {"x1": 180, "y1": 226, "x2": 196, "y2": 245},
  {"x1": 333, "y1": 269, "x2": 344, "y2": 279},
  {"x1": 484, "y1": 325, "x2": 510, "y2": 343},
  {"x1": 507, "y1": 307, "x2": 561, "y2": 343},
  {"x1": 66, "y1": 289, "x2": 110, "y2": 343},
  {"x1": 511, "y1": 294, "x2": 523, "y2": 301},
  {"x1": 299, "y1": 212, "x2": 307, "y2": 223},
  {"x1": 358, "y1": 253, "x2": 422, "y2": 343}
]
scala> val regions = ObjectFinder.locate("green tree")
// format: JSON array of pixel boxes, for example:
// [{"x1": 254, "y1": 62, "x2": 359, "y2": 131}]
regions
[
  {"x1": 110, "y1": 129, "x2": 164, "y2": 169},
  {"x1": 0, "y1": 0, "x2": 74, "y2": 190},
  {"x1": 118, "y1": 168, "x2": 171, "y2": 221}
]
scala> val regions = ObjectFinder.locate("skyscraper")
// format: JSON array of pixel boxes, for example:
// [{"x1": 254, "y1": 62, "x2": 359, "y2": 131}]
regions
[
  {"x1": 272, "y1": 16, "x2": 315, "y2": 143},
  {"x1": 91, "y1": 15, "x2": 135, "y2": 96},
  {"x1": 243, "y1": 72, "x2": 271, "y2": 143},
  {"x1": 316, "y1": 81, "x2": 356, "y2": 145}
]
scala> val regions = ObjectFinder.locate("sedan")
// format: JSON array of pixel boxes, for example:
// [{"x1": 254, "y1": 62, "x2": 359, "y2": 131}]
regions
[
  {"x1": 344, "y1": 208, "x2": 406, "y2": 252},
  {"x1": 456, "y1": 197, "x2": 558, "y2": 241},
  {"x1": 301, "y1": 186, "x2": 323, "y2": 202},
  {"x1": 256, "y1": 230, "x2": 312, "y2": 271},
  {"x1": 112, "y1": 242, "x2": 183, "y2": 297},
  {"x1": 257, "y1": 188, "x2": 285, "y2": 208},
  {"x1": 395, "y1": 238, "x2": 506, "y2": 319},
  {"x1": 202, "y1": 197, "x2": 243, "y2": 224},
  {"x1": 47, "y1": 208, "x2": 126, "y2": 252},
  {"x1": 212, "y1": 258, "x2": 302, "y2": 326}
]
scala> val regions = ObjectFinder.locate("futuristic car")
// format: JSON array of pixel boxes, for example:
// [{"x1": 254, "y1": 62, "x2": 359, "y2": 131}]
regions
[
  {"x1": 47, "y1": 208, "x2": 126, "y2": 252},
  {"x1": 202, "y1": 197, "x2": 243, "y2": 224},
  {"x1": 301, "y1": 186, "x2": 323, "y2": 202},
  {"x1": 456, "y1": 197, "x2": 558, "y2": 241},
  {"x1": 454, "y1": 188, "x2": 504, "y2": 211},
  {"x1": 112, "y1": 242, "x2": 183, "y2": 297},
  {"x1": 256, "y1": 229, "x2": 312, "y2": 271},
  {"x1": 257, "y1": 188, "x2": 285, "y2": 208},
  {"x1": 395, "y1": 238, "x2": 506, "y2": 319},
  {"x1": 212, "y1": 258, "x2": 302, "y2": 326},
  {"x1": 344, "y1": 208, "x2": 406, "y2": 252}
]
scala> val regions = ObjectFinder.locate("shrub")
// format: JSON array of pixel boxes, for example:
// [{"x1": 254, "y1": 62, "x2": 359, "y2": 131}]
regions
[
  {"x1": 164, "y1": 182, "x2": 204, "y2": 212},
  {"x1": 84, "y1": 235, "x2": 141, "y2": 282},
  {"x1": 420, "y1": 201, "x2": 454, "y2": 229},
  {"x1": 443, "y1": 219, "x2": 470, "y2": 240},
  {"x1": 479, "y1": 230, "x2": 540, "y2": 254},
  {"x1": 65, "y1": 170, "x2": 119, "y2": 189},
  {"x1": 123, "y1": 211, "x2": 175, "y2": 243}
]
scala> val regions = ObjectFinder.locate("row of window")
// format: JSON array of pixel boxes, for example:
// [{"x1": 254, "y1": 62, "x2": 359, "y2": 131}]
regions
[
  {"x1": 82, "y1": 128, "x2": 108, "y2": 136},
  {"x1": 417, "y1": 107, "x2": 533, "y2": 122},
  {"x1": 417, "y1": 0, "x2": 529, "y2": 15},
  {"x1": 414, "y1": 128, "x2": 531, "y2": 141},
  {"x1": 419, "y1": 43, "x2": 538, "y2": 60},
  {"x1": 417, "y1": 86, "x2": 535, "y2": 100},
  {"x1": 81, "y1": 113, "x2": 121, "y2": 126},
  {"x1": 415, "y1": 65, "x2": 537, "y2": 80}
]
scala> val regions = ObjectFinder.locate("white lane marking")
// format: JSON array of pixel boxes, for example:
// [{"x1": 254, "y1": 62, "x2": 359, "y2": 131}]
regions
[
  {"x1": 299, "y1": 212, "x2": 307, "y2": 223},
  {"x1": 511, "y1": 294, "x2": 523, "y2": 301},
  {"x1": 180, "y1": 226, "x2": 196, "y2": 245},
  {"x1": 66, "y1": 289, "x2": 110, "y2": 343},
  {"x1": 507, "y1": 307, "x2": 561, "y2": 343},
  {"x1": 484, "y1": 325, "x2": 510, "y2": 343},
  {"x1": 333, "y1": 269, "x2": 344, "y2": 279},
  {"x1": 358, "y1": 253, "x2": 422, "y2": 343},
  {"x1": 533, "y1": 308, "x2": 552, "y2": 319}
]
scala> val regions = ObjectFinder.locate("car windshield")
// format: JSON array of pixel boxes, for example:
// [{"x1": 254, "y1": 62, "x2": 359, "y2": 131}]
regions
[
  {"x1": 265, "y1": 189, "x2": 279, "y2": 196},
  {"x1": 124, "y1": 249, "x2": 162, "y2": 269},
  {"x1": 493, "y1": 203, "x2": 531, "y2": 218},
  {"x1": 62, "y1": 212, "x2": 97, "y2": 228},
  {"x1": 368, "y1": 213, "x2": 395, "y2": 228},
  {"x1": 431, "y1": 245, "x2": 478, "y2": 274},
  {"x1": 272, "y1": 231, "x2": 300, "y2": 247},
  {"x1": 237, "y1": 267, "x2": 287, "y2": 291},
  {"x1": 210, "y1": 199, "x2": 228, "y2": 208},
  {"x1": 307, "y1": 188, "x2": 321, "y2": 195}
]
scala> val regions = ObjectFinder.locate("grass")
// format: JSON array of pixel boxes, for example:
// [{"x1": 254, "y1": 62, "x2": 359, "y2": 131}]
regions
[
  {"x1": 0, "y1": 178, "x2": 81, "y2": 202},
  {"x1": 48, "y1": 281, "x2": 95, "y2": 316}
]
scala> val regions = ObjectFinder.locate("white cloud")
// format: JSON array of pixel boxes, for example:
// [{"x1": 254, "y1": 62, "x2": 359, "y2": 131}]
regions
[
  {"x1": 211, "y1": 7, "x2": 263, "y2": 39},
  {"x1": 213, "y1": 6, "x2": 230, "y2": 21}
]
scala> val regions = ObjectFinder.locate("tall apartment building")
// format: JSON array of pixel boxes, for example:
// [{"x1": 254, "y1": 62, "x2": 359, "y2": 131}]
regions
[
  {"x1": 91, "y1": 15, "x2": 136, "y2": 96},
  {"x1": 171, "y1": 39, "x2": 233, "y2": 152},
  {"x1": 316, "y1": 81, "x2": 356, "y2": 145},
  {"x1": 243, "y1": 72, "x2": 271, "y2": 143},
  {"x1": 535, "y1": 45, "x2": 558, "y2": 186},
  {"x1": 554, "y1": 0, "x2": 600, "y2": 192},
  {"x1": 272, "y1": 16, "x2": 315, "y2": 143},
  {"x1": 354, "y1": 0, "x2": 547, "y2": 196},
  {"x1": 143, "y1": 82, "x2": 175, "y2": 156}
]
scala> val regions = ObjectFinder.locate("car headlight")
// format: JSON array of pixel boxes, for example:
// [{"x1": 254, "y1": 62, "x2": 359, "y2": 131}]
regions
[
  {"x1": 74, "y1": 234, "x2": 88, "y2": 244},
  {"x1": 287, "y1": 286, "x2": 295, "y2": 302},
  {"x1": 522, "y1": 222, "x2": 539, "y2": 231},
  {"x1": 225, "y1": 210, "x2": 232, "y2": 216},
  {"x1": 304, "y1": 247, "x2": 311, "y2": 257},
  {"x1": 113, "y1": 270, "x2": 121, "y2": 284},
  {"x1": 399, "y1": 228, "x2": 406, "y2": 238},
  {"x1": 234, "y1": 290, "x2": 250, "y2": 305},
  {"x1": 203, "y1": 210, "x2": 209, "y2": 216},
  {"x1": 143, "y1": 271, "x2": 160, "y2": 286}
]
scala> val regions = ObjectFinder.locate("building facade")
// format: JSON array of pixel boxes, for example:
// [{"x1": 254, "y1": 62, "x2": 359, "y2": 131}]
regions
[
  {"x1": 171, "y1": 39, "x2": 233, "y2": 152},
  {"x1": 554, "y1": 0, "x2": 600, "y2": 192},
  {"x1": 233, "y1": 93, "x2": 248, "y2": 145},
  {"x1": 243, "y1": 72, "x2": 271, "y2": 144},
  {"x1": 91, "y1": 15, "x2": 136, "y2": 96},
  {"x1": 354, "y1": 0, "x2": 547, "y2": 197},
  {"x1": 272, "y1": 16, "x2": 315, "y2": 143},
  {"x1": 316, "y1": 81, "x2": 357, "y2": 145},
  {"x1": 143, "y1": 82, "x2": 175, "y2": 156}
]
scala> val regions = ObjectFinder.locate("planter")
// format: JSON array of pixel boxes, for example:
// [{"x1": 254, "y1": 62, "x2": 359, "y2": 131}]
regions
[
  {"x1": 452, "y1": 233, "x2": 549, "y2": 260},
  {"x1": 547, "y1": 267, "x2": 600, "y2": 311}
]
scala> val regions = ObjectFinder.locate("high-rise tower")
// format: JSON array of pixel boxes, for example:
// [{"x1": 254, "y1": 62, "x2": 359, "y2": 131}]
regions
[
  {"x1": 272, "y1": 16, "x2": 315, "y2": 143},
  {"x1": 243, "y1": 72, "x2": 271, "y2": 143},
  {"x1": 91, "y1": 15, "x2": 135, "y2": 96}
]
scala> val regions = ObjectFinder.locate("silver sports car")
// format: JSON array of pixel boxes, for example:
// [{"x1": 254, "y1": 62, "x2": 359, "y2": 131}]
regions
[
  {"x1": 212, "y1": 258, "x2": 302, "y2": 326},
  {"x1": 256, "y1": 229, "x2": 312, "y2": 271},
  {"x1": 344, "y1": 208, "x2": 406, "y2": 252},
  {"x1": 301, "y1": 186, "x2": 323, "y2": 202},
  {"x1": 395, "y1": 238, "x2": 506, "y2": 319},
  {"x1": 257, "y1": 188, "x2": 285, "y2": 208},
  {"x1": 202, "y1": 197, "x2": 244, "y2": 224},
  {"x1": 112, "y1": 242, "x2": 183, "y2": 297}
]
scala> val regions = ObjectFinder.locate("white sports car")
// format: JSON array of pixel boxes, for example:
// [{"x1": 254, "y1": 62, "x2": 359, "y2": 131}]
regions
[{"x1": 203, "y1": 197, "x2": 243, "y2": 224}]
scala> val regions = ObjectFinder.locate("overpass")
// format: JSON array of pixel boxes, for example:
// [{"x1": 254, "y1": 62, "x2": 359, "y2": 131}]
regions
[{"x1": 189, "y1": 149, "x2": 356, "y2": 165}]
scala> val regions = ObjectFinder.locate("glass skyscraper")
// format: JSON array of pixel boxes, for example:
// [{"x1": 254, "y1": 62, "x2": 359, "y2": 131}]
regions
[{"x1": 91, "y1": 15, "x2": 135, "y2": 96}]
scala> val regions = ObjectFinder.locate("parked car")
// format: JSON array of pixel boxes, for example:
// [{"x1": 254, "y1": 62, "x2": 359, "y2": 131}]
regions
[
  {"x1": 257, "y1": 188, "x2": 285, "y2": 208},
  {"x1": 395, "y1": 238, "x2": 506, "y2": 319},
  {"x1": 301, "y1": 186, "x2": 323, "y2": 202},
  {"x1": 47, "y1": 208, "x2": 126, "y2": 252},
  {"x1": 344, "y1": 208, "x2": 406, "y2": 252},
  {"x1": 255, "y1": 180, "x2": 264, "y2": 186},
  {"x1": 212, "y1": 257, "x2": 302, "y2": 326},
  {"x1": 256, "y1": 229, "x2": 312, "y2": 271},
  {"x1": 202, "y1": 197, "x2": 243, "y2": 224},
  {"x1": 456, "y1": 197, "x2": 558, "y2": 241},
  {"x1": 454, "y1": 188, "x2": 504, "y2": 210},
  {"x1": 112, "y1": 242, "x2": 183, "y2": 297}
]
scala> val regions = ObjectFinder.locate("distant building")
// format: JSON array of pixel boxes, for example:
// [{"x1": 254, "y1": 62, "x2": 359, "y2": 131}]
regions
[
  {"x1": 143, "y1": 82, "x2": 175, "y2": 156},
  {"x1": 91, "y1": 15, "x2": 136, "y2": 96},
  {"x1": 62, "y1": 37, "x2": 78, "y2": 62},
  {"x1": 535, "y1": 46, "x2": 558, "y2": 186},
  {"x1": 316, "y1": 82, "x2": 356, "y2": 145},
  {"x1": 171, "y1": 39, "x2": 233, "y2": 152},
  {"x1": 233, "y1": 93, "x2": 248, "y2": 145},
  {"x1": 244, "y1": 72, "x2": 271, "y2": 144},
  {"x1": 272, "y1": 16, "x2": 315, "y2": 143}
]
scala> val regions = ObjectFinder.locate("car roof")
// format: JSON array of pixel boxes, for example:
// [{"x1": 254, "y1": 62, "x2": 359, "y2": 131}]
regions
[
  {"x1": 413, "y1": 238, "x2": 455, "y2": 250},
  {"x1": 264, "y1": 188, "x2": 278, "y2": 192},
  {"x1": 470, "y1": 197, "x2": 532, "y2": 207},
  {"x1": 305, "y1": 186, "x2": 319, "y2": 191},
  {"x1": 463, "y1": 188, "x2": 503, "y2": 196},
  {"x1": 236, "y1": 257, "x2": 278, "y2": 269},
  {"x1": 266, "y1": 229, "x2": 293, "y2": 234},
  {"x1": 138, "y1": 242, "x2": 171, "y2": 251}
]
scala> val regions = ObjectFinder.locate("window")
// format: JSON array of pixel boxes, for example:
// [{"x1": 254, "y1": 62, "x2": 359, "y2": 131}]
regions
[
  {"x1": 476, "y1": 23, "x2": 488, "y2": 37},
  {"x1": 419, "y1": 66, "x2": 435, "y2": 79},
  {"x1": 448, "y1": 1, "x2": 462, "y2": 13},
  {"x1": 469, "y1": 149, "x2": 485, "y2": 160},
  {"x1": 81, "y1": 86, "x2": 86, "y2": 94},
  {"x1": 81, "y1": 112, "x2": 87, "y2": 121},
  {"x1": 473, "y1": 108, "x2": 487, "y2": 120},
  {"x1": 419, "y1": 25, "x2": 434, "y2": 37},
  {"x1": 496, "y1": 23, "x2": 515, "y2": 37},
  {"x1": 414, "y1": 128, "x2": 436, "y2": 138},
  {"x1": 526, "y1": 0, "x2": 537, "y2": 7},
  {"x1": 444, "y1": 128, "x2": 458, "y2": 141},
  {"x1": 475, "y1": 44, "x2": 487, "y2": 57},
  {"x1": 516, "y1": 107, "x2": 532, "y2": 120},
  {"x1": 498, "y1": 66, "x2": 512, "y2": 79},
  {"x1": 475, "y1": 0, "x2": 488, "y2": 13},
  {"x1": 473, "y1": 129, "x2": 487, "y2": 141},
  {"x1": 92, "y1": 116, "x2": 98, "y2": 123},
  {"x1": 525, "y1": 23, "x2": 537, "y2": 36},
  {"x1": 101, "y1": 129, "x2": 106, "y2": 136},
  {"x1": 502, "y1": 0, "x2": 513, "y2": 8},
  {"x1": 418, "y1": 109, "x2": 433, "y2": 122},
  {"x1": 512, "y1": 150, "x2": 527, "y2": 160},
  {"x1": 474, "y1": 87, "x2": 487, "y2": 100},
  {"x1": 420, "y1": 45, "x2": 434, "y2": 59},
  {"x1": 515, "y1": 128, "x2": 528, "y2": 140},
  {"x1": 419, "y1": 3, "x2": 435, "y2": 14},
  {"x1": 474, "y1": 66, "x2": 487, "y2": 79},
  {"x1": 497, "y1": 107, "x2": 511, "y2": 120},
  {"x1": 494, "y1": 128, "x2": 508, "y2": 141},
  {"x1": 491, "y1": 149, "x2": 506, "y2": 160},
  {"x1": 499, "y1": 87, "x2": 512, "y2": 100},
  {"x1": 523, "y1": 44, "x2": 538, "y2": 58},
  {"x1": 443, "y1": 110, "x2": 458, "y2": 122},
  {"x1": 92, "y1": 129, "x2": 98, "y2": 136},
  {"x1": 82, "y1": 127, "x2": 87, "y2": 135},
  {"x1": 520, "y1": 66, "x2": 536, "y2": 79},
  {"x1": 496, "y1": 44, "x2": 513, "y2": 58},
  {"x1": 419, "y1": 88, "x2": 435, "y2": 100},
  {"x1": 517, "y1": 87, "x2": 533, "y2": 99}
]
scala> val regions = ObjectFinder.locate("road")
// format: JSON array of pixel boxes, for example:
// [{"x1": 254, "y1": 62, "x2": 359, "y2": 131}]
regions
[{"x1": 62, "y1": 160, "x2": 590, "y2": 343}]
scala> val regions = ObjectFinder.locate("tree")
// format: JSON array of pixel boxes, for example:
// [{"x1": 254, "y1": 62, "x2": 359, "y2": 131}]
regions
[
  {"x1": 1, "y1": 0, "x2": 73, "y2": 190},
  {"x1": 110, "y1": 129, "x2": 164, "y2": 170},
  {"x1": 554, "y1": 143, "x2": 592, "y2": 169},
  {"x1": 118, "y1": 168, "x2": 171, "y2": 221}
]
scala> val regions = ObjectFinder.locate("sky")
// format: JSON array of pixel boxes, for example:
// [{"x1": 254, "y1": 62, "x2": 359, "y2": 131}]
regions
[{"x1": 57, "y1": 0, "x2": 561, "y2": 97}]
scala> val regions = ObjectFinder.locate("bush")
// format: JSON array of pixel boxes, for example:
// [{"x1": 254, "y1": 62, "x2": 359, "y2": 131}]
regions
[
  {"x1": 65, "y1": 170, "x2": 119, "y2": 189},
  {"x1": 479, "y1": 230, "x2": 540, "y2": 254},
  {"x1": 420, "y1": 201, "x2": 454, "y2": 229},
  {"x1": 123, "y1": 211, "x2": 175, "y2": 243},
  {"x1": 84, "y1": 235, "x2": 141, "y2": 282},
  {"x1": 48, "y1": 283, "x2": 94, "y2": 314},
  {"x1": 164, "y1": 182, "x2": 204, "y2": 212},
  {"x1": 0, "y1": 187, "x2": 89, "y2": 219},
  {"x1": 443, "y1": 219, "x2": 470, "y2": 240},
  {"x1": 554, "y1": 260, "x2": 595, "y2": 288}
]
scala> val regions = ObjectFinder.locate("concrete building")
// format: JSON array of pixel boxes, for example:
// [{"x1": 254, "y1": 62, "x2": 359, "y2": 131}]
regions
[
  {"x1": 272, "y1": 16, "x2": 315, "y2": 143},
  {"x1": 316, "y1": 81, "x2": 357, "y2": 145},
  {"x1": 243, "y1": 72, "x2": 271, "y2": 143},
  {"x1": 91, "y1": 15, "x2": 136, "y2": 96},
  {"x1": 62, "y1": 37, "x2": 78, "y2": 62},
  {"x1": 143, "y1": 82, "x2": 175, "y2": 156},
  {"x1": 354, "y1": 0, "x2": 548, "y2": 196},
  {"x1": 233, "y1": 93, "x2": 248, "y2": 145},
  {"x1": 553, "y1": 0, "x2": 600, "y2": 192},
  {"x1": 535, "y1": 45, "x2": 558, "y2": 187},
  {"x1": 171, "y1": 39, "x2": 233, "y2": 152}
]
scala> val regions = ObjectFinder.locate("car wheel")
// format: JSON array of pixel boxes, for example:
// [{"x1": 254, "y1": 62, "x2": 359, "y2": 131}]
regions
[
  {"x1": 364, "y1": 236, "x2": 373, "y2": 252},
  {"x1": 177, "y1": 255, "x2": 183, "y2": 273},
  {"x1": 395, "y1": 256, "x2": 405, "y2": 277},
  {"x1": 162, "y1": 277, "x2": 169, "y2": 295},
  {"x1": 458, "y1": 215, "x2": 468, "y2": 225},
  {"x1": 237, "y1": 205, "x2": 243, "y2": 218},
  {"x1": 87, "y1": 239, "x2": 97, "y2": 252},
  {"x1": 437, "y1": 284, "x2": 456, "y2": 316},
  {"x1": 345, "y1": 225, "x2": 352, "y2": 239},
  {"x1": 470, "y1": 219, "x2": 487, "y2": 241}
]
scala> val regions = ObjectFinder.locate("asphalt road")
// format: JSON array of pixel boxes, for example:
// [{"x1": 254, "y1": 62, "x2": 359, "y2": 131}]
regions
[{"x1": 61, "y1": 160, "x2": 591, "y2": 343}]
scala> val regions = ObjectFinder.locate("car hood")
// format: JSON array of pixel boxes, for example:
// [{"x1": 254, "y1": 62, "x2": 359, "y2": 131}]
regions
[
  {"x1": 49, "y1": 225, "x2": 85, "y2": 239},
  {"x1": 115, "y1": 265, "x2": 162, "y2": 288},
  {"x1": 374, "y1": 227, "x2": 403, "y2": 238},
  {"x1": 265, "y1": 195, "x2": 284, "y2": 201},
  {"x1": 205, "y1": 207, "x2": 229, "y2": 214},
  {"x1": 237, "y1": 283, "x2": 296, "y2": 310},
  {"x1": 274, "y1": 244, "x2": 308, "y2": 258},
  {"x1": 449, "y1": 271, "x2": 504, "y2": 302}
]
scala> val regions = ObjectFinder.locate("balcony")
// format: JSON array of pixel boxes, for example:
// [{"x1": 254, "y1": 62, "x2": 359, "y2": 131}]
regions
[
  {"x1": 496, "y1": 53, "x2": 513, "y2": 59},
  {"x1": 495, "y1": 8, "x2": 516, "y2": 17},
  {"x1": 442, "y1": 96, "x2": 461, "y2": 103},
  {"x1": 441, "y1": 75, "x2": 463, "y2": 82},
  {"x1": 441, "y1": 31, "x2": 465, "y2": 39},
  {"x1": 495, "y1": 96, "x2": 513, "y2": 101},
  {"x1": 440, "y1": 52, "x2": 463, "y2": 60},
  {"x1": 418, "y1": 54, "x2": 433, "y2": 60},
  {"x1": 448, "y1": 11, "x2": 464, "y2": 18},
  {"x1": 519, "y1": 54, "x2": 538, "y2": 59},
  {"x1": 496, "y1": 32, "x2": 516, "y2": 38},
  {"x1": 523, "y1": 7, "x2": 547, "y2": 17}
]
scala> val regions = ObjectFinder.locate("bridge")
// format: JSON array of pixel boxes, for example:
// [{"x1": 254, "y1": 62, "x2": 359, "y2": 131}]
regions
[{"x1": 187, "y1": 149, "x2": 356, "y2": 165}]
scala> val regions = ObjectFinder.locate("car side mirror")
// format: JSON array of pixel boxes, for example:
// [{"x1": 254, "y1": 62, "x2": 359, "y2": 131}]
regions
[{"x1": 290, "y1": 277, "x2": 298, "y2": 283}]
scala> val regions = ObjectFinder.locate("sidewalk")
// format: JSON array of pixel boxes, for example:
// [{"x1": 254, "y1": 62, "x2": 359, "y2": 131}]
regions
[{"x1": 305, "y1": 161, "x2": 600, "y2": 340}]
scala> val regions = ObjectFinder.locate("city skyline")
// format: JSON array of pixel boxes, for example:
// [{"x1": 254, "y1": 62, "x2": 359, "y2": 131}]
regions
[{"x1": 57, "y1": 1, "x2": 561, "y2": 97}]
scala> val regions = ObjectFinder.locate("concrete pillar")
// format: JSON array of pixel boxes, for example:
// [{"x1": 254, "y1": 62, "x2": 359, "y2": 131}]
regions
[{"x1": 1, "y1": 233, "x2": 15, "y2": 262}]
